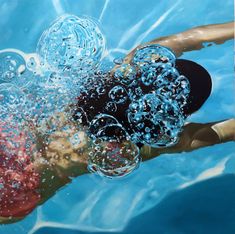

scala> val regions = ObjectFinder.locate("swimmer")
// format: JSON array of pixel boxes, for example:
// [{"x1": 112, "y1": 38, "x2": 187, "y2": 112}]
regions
[{"x1": 0, "y1": 21, "x2": 234, "y2": 224}]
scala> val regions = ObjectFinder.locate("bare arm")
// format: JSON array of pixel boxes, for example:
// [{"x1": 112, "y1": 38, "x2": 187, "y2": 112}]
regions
[
  {"x1": 141, "y1": 119, "x2": 235, "y2": 161},
  {"x1": 119, "y1": 21, "x2": 234, "y2": 65},
  {"x1": 1, "y1": 22, "x2": 234, "y2": 224}
]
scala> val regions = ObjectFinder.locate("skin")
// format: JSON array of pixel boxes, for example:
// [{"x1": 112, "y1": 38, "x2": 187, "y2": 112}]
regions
[
  {"x1": 115, "y1": 21, "x2": 234, "y2": 66},
  {"x1": 141, "y1": 120, "x2": 235, "y2": 160},
  {"x1": 0, "y1": 21, "x2": 234, "y2": 224}
]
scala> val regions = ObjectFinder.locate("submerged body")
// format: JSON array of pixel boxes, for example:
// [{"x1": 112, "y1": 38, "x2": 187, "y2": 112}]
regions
[{"x1": 0, "y1": 21, "x2": 234, "y2": 223}]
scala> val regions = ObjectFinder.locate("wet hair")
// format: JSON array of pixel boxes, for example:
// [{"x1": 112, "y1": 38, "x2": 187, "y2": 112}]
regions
[
  {"x1": 73, "y1": 59, "x2": 212, "y2": 142},
  {"x1": 176, "y1": 59, "x2": 212, "y2": 116}
]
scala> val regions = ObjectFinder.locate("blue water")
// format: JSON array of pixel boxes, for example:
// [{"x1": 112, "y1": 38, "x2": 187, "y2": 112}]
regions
[{"x1": 0, "y1": 0, "x2": 234, "y2": 233}]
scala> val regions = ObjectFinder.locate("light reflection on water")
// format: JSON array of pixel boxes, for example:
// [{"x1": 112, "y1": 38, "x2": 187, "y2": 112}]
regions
[{"x1": 0, "y1": 0, "x2": 234, "y2": 233}]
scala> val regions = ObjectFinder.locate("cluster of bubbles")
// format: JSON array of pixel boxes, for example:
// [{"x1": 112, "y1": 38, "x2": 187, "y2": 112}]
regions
[
  {"x1": 80, "y1": 44, "x2": 190, "y2": 176},
  {"x1": 0, "y1": 52, "x2": 22, "y2": 82},
  {"x1": 111, "y1": 44, "x2": 190, "y2": 147},
  {"x1": 72, "y1": 46, "x2": 191, "y2": 177},
  {"x1": 35, "y1": 15, "x2": 106, "y2": 120},
  {"x1": 0, "y1": 15, "x2": 105, "y2": 123},
  {"x1": 82, "y1": 45, "x2": 190, "y2": 150},
  {"x1": 127, "y1": 93, "x2": 184, "y2": 147},
  {"x1": 0, "y1": 51, "x2": 34, "y2": 124},
  {"x1": 0, "y1": 14, "x2": 141, "y2": 179},
  {"x1": 0, "y1": 15, "x2": 190, "y2": 180}
]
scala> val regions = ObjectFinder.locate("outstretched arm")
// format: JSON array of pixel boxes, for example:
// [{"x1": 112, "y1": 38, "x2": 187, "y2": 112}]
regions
[
  {"x1": 119, "y1": 21, "x2": 234, "y2": 65},
  {"x1": 141, "y1": 119, "x2": 235, "y2": 161},
  {"x1": 1, "y1": 22, "x2": 234, "y2": 224}
]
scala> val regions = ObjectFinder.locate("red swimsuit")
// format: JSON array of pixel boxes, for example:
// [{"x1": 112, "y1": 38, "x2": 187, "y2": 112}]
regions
[{"x1": 0, "y1": 122, "x2": 41, "y2": 218}]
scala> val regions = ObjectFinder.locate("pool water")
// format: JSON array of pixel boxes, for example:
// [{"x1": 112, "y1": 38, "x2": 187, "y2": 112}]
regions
[{"x1": 0, "y1": 0, "x2": 234, "y2": 233}]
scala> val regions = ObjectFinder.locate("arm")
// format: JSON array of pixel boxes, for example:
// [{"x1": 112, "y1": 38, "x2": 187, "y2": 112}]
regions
[
  {"x1": 35, "y1": 118, "x2": 235, "y2": 202},
  {"x1": 141, "y1": 119, "x2": 235, "y2": 161},
  {"x1": 1, "y1": 22, "x2": 234, "y2": 224},
  {"x1": 2, "y1": 117, "x2": 234, "y2": 224},
  {"x1": 119, "y1": 21, "x2": 234, "y2": 65}
]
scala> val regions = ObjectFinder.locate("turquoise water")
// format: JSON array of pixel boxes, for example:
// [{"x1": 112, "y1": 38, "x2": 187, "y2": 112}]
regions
[{"x1": 0, "y1": 0, "x2": 234, "y2": 233}]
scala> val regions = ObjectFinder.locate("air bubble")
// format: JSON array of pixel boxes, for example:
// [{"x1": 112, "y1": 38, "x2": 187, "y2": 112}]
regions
[
  {"x1": 88, "y1": 139, "x2": 140, "y2": 178},
  {"x1": 37, "y1": 14, "x2": 106, "y2": 75},
  {"x1": 127, "y1": 93, "x2": 184, "y2": 147},
  {"x1": 109, "y1": 85, "x2": 128, "y2": 104},
  {"x1": 96, "y1": 123, "x2": 128, "y2": 142},
  {"x1": 105, "y1": 101, "x2": 117, "y2": 112},
  {"x1": 113, "y1": 57, "x2": 123, "y2": 65},
  {"x1": 133, "y1": 44, "x2": 176, "y2": 66},
  {"x1": 0, "y1": 51, "x2": 32, "y2": 87},
  {"x1": 114, "y1": 64, "x2": 137, "y2": 85},
  {"x1": 89, "y1": 114, "x2": 119, "y2": 137},
  {"x1": 27, "y1": 57, "x2": 37, "y2": 71}
]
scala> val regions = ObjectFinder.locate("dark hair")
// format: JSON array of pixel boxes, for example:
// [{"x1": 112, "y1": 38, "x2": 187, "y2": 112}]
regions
[
  {"x1": 73, "y1": 59, "x2": 212, "y2": 139},
  {"x1": 176, "y1": 59, "x2": 212, "y2": 116}
]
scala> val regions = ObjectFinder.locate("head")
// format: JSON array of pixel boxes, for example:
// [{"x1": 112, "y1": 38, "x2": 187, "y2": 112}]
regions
[{"x1": 73, "y1": 58, "x2": 212, "y2": 148}]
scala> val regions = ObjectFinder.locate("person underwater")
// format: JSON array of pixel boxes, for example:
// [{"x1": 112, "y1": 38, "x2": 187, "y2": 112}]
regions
[{"x1": 0, "y1": 21, "x2": 234, "y2": 224}]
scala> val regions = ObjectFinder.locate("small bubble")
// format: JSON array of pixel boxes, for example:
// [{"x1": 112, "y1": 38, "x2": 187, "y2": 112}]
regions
[
  {"x1": 109, "y1": 85, "x2": 128, "y2": 104},
  {"x1": 114, "y1": 64, "x2": 137, "y2": 85},
  {"x1": 26, "y1": 57, "x2": 37, "y2": 70},
  {"x1": 105, "y1": 101, "x2": 117, "y2": 112},
  {"x1": 113, "y1": 57, "x2": 123, "y2": 65}
]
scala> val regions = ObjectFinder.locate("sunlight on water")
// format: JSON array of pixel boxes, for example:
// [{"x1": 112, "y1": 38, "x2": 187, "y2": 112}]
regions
[{"x1": 0, "y1": 0, "x2": 234, "y2": 233}]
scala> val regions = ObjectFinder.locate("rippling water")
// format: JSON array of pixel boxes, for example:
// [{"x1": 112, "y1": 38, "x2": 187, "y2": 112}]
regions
[{"x1": 0, "y1": 0, "x2": 234, "y2": 233}]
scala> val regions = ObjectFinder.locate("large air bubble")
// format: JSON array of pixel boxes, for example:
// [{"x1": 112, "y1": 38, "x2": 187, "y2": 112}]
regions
[
  {"x1": 133, "y1": 44, "x2": 176, "y2": 66},
  {"x1": 37, "y1": 14, "x2": 106, "y2": 76},
  {"x1": 88, "y1": 138, "x2": 140, "y2": 178},
  {"x1": 0, "y1": 51, "x2": 34, "y2": 87},
  {"x1": 127, "y1": 93, "x2": 185, "y2": 147}
]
